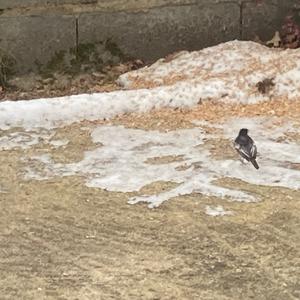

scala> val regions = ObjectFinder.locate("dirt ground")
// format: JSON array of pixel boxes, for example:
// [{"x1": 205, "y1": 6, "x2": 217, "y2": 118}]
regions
[{"x1": 1, "y1": 103, "x2": 300, "y2": 300}]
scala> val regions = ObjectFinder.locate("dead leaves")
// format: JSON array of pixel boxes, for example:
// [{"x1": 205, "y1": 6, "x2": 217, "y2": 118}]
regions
[
  {"x1": 281, "y1": 15, "x2": 300, "y2": 49},
  {"x1": 256, "y1": 78, "x2": 275, "y2": 94},
  {"x1": 0, "y1": 59, "x2": 145, "y2": 101}
]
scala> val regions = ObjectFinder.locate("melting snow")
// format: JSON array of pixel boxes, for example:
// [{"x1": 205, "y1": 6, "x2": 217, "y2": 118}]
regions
[
  {"x1": 1, "y1": 40, "x2": 300, "y2": 211},
  {"x1": 0, "y1": 41, "x2": 300, "y2": 130},
  {"x1": 48, "y1": 139, "x2": 69, "y2": 148},
  {"x1": 19, "y1": 117, "x2": 300, "y2": 208},
  {"x1": 0, "y1": 130, "x2": 70, "y2": 150},
  {"x1": 205, "y1": 206, "x2": 233, "y2": 217},
  {"x1": 118, "y1": 40, "x2": 300, "y2": 101},
  {"x1": 0, "y1": 130, "x2": 54, "y2": 150}
]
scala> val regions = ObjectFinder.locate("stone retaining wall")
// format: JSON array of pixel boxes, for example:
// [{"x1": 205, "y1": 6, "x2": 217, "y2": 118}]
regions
[{"x1": 0, "y1": 0, "x2": 299, "y2": 75}]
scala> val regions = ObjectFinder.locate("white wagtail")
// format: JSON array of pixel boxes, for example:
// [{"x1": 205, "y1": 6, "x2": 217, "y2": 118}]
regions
[{"x1": 234, "y1": 128, "x2": 259, "y2": 169}]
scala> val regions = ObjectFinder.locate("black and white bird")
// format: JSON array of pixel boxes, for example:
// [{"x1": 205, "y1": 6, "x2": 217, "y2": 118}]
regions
[{"x1": 234, "y1": 128, "x2": 259, "y2": 169}]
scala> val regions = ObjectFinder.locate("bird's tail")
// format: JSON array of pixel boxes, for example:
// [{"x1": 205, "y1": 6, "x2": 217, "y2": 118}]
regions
[{"x1": 250, "y1": 159, "x2": 259, "y2": 170}]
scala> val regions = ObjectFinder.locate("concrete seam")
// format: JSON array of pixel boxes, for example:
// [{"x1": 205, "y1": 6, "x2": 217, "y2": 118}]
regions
[{"x1": 239, "y1": 1, "x2": 243, "y2": 39}]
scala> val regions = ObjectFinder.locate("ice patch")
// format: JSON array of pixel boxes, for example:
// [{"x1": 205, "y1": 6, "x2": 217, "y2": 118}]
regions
[
  {"x1": 48, "y1": 139, "x2": 69, "y2": 148},
  {"x1": 205, "y1": 205, "x2": 233, "y2": 217},
  {"x1": 0, "y1": 129, "x2": 69, "y2": 151},
  {"x1": 22, "y1": 125, "x2": 256, "y2": 207},
  {"x1": 21, "y1": 117, "x2": 300, "y2": 208},
  {"x1": 0, "y1": 130, "x2": 54, "y2": 150}
]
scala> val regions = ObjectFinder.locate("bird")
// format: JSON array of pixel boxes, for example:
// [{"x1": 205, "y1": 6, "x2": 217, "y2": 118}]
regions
[{"x1": 234, "y1": 128, "x2": 259, "y2": 169}]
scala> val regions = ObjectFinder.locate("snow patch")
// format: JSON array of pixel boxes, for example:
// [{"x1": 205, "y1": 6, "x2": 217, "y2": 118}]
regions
[
  {"x1": 0, "y1": 129, "x2": 68, "y2": 150},
  {"x1": 0, "y1": 130, "x2": 54, "y2": 150},
  {"x1": 205, "y1": 205, "x2": 233, "y2": 217},
  {"x1": 119, "y1": 40, "x2": 300, "y2": 103},
  {"x1": 49, "y1": 139, "x2": 69, "y2": 148},
  {"x1": 1, "y1": 41, "x2": 300, "y2": 130},
  {"x1": 20, "y1": 117, "x2": 300, "y2": 208}
]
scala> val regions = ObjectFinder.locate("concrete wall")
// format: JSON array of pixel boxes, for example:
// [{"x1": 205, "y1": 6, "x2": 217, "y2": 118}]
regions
[
  {"x1": 0, "y1": 0, "x2": 97, "y2": 9},
  {"x1": 0, "y1": 0, "x2": 299, "y2": 75}
]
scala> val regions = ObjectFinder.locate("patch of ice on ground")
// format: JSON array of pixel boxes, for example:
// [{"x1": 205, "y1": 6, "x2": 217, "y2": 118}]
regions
[
  {"x1": 0, "y1": 129, "x2": 68, "y2": 150},
  {"x1": 0, "y1": 130, "x2": 55, "y2": 150},
  {"x1": 21, "y1": 117, "x2": 300, "y2": 208},
  {"x1": 205, "y1": 205, "x2": 233, "y2": 217},
  {"x1": 1, "y1": 41, "x2": 300, "y2": 130},
  {"x1": 48, "y1": 139, "x2": 69, "y2": 148}
]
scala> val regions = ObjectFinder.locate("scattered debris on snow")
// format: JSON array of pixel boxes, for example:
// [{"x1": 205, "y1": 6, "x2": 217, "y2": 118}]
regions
[
  {"x1": 118, "y1": 41, "x2": 300, "y2": 102},
  {"x1": 0, "y1": 130, "x2": 54, "y2": 150},
  {"x1": 1, "y1": 41, "x2": 300, "y2": 129}
]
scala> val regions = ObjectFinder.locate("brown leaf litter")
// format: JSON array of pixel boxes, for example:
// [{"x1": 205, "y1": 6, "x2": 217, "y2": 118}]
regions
[{"x1": 84, "y1": 97, "x2": 300, "y2": 131}]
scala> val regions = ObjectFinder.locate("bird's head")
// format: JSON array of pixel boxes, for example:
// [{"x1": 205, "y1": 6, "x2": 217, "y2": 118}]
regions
[{"x1": 239, "y1": 128, "x2": 248, "y2": 136}]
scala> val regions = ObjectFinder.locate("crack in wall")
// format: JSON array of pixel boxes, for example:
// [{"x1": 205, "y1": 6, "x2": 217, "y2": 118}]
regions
[{"x1": 239, "y1": 1, "x2": 244, "y2": 39}]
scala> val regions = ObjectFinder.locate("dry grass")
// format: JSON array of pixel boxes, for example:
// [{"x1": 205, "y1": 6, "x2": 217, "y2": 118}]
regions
[{"x1": 81, "y1": 97, "x2": 300, "y2": 132}]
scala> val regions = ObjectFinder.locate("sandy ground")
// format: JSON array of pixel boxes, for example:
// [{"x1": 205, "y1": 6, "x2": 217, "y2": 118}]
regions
[{"x1": 1, "y1": 102, "x2": 300, "y2": 300}]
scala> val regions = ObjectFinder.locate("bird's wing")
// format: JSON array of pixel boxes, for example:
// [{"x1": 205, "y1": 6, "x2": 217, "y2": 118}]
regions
[
  {"x1": 250, "y1": 144, "x2": 257, "y2": 159},
  {"x1": 234, "y1": 141, "x2": 251, "y2": 161},
  {"x1": 238, "y1": 146, "x2": 251, "y2": 160}
]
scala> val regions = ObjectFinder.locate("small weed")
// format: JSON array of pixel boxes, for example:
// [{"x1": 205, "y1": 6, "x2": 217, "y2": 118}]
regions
[{"x1": 0, "y1": 49, "x2": 16, "y2": 88}]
